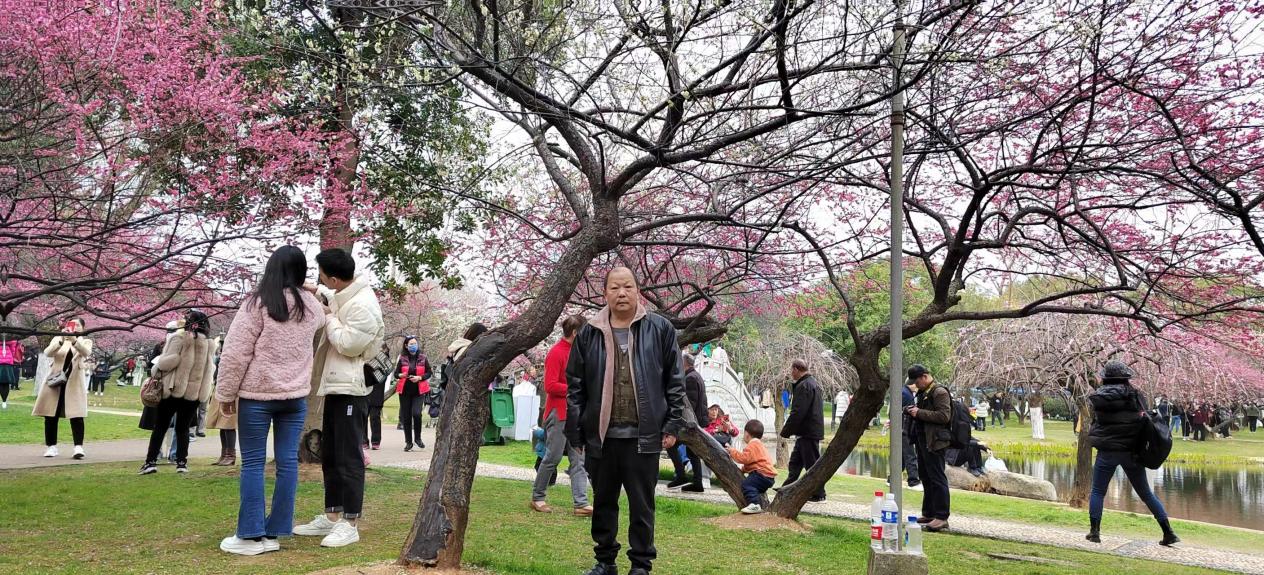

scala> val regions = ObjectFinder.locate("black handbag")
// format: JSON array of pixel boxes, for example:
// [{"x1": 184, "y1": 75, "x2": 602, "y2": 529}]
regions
[{"x1": 1136, "y1": 411, "x2": 1173, "y2": 469}]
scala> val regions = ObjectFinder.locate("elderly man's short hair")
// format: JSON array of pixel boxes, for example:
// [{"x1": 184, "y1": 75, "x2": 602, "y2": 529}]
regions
[{"x1": 791, "y1": 359, "x2": 810, "y2": 372}]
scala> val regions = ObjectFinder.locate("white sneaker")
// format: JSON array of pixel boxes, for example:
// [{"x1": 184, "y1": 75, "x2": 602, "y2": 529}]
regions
[
  {"x1": 2, "y1": 401, "x2": 7, "y2": 409},
  {"x1": 320, "y1": 521, "x2": 360, "y2": 548},
  {"x1": 220, "y1": 536, "x2": 266, "y2": 556},
  {"x1": 293, "y1": 514, "x2": 337, "y2": 537},
  {"x1": 908, "y1": 483, "x2": 924, "y2": 492},
  {"x1": 73, "y1": 445, "x2": 85, "y2": 460},
  {"x1": 43, "y1": 445, "x2": 59, "y2": 458},
  {"x1": 262, "y1": 539, "x2": 280, "y2": 553},
  {"x1": 741, "y1": 503, "x2": 764, "y2": 515}
]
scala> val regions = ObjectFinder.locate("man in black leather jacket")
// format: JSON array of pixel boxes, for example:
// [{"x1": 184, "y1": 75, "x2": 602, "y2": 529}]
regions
[{"x1": 566, "y1": 266, "x2": 687, "y2": 575}]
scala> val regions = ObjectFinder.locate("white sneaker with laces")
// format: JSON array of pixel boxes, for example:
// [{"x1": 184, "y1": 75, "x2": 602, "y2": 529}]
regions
[
  {"x1": 908, "y1": 483, "x2": 924, "y2": 492},
  {"x1": 262, "y1": 539, "x2": 280, "y2": 553},
  {"x1": 741, "y1": 503, "x2": 764, "y2": 515},
  {"x1": 43, "y1": 445, "x2": 59, "y2": 458},
  {"x1": 73, "y1": 445, "x2": 85, "y2": 460},
  {"x1": 220, "y1": 536, "x2": 266, "y2": 556},
  {"x1": 293, "y1": 514, "x2": 337, "y2": 537},
  {"x1": 320, "y1": 521, "x2": 360, "y2": 548}
]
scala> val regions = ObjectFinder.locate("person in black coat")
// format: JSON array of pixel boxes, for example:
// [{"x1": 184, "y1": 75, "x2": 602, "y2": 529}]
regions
[
  {"x1": 362, "y1": 343, "x2": 392, "y2": 450},
  {"x1": 777, "y1": 359, "x2": 826, "y2": 502},
  {"x1": 667, "y1": 353, "x2": 710, "y2": 492},
  {"x1": 1085, "y1": 360, "x2": 1178, "y2": 547}
]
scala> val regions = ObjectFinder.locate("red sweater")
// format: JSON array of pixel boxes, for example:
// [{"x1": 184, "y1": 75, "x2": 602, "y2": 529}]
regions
[{"x1": 543, "y1": 339, "x2": 571, "y2": 421}]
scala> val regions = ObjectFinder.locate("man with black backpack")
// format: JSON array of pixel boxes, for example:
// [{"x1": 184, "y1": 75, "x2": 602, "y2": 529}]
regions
[{"x1": 904, "y1": 364, "x2": 953, "y2": 532}]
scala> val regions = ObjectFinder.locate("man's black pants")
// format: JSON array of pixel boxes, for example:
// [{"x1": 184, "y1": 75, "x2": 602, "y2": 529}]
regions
[
  {"x1": 586, "y1": 438, "x2": 658, "y2": 571},
  {"x1": 322, "y1": 394, "x2": 367, "y2": 519},
  {"x1": 902, "y1": 426, "x2": 920, "y2": 486},
  {"x1": 914, "y1": 434, "x2": 950, "y2": 520},
  {"x1": 667, "y1": 445, "x2": 703, "y2": 488},
  {"x1": 783, "y1": 437, "x2": 826, "y2": 500}
]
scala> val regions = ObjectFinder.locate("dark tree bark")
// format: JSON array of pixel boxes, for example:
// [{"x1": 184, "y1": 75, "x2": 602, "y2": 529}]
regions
[{"x1": 1067, "y1": 397, "x2": 1095, "y2": 508}]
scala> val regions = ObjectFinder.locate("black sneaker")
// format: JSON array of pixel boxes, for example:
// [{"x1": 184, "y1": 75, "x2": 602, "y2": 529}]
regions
[
  {"x1": 176, "y1": 462, "x2": 189, "y2": 474},
  {"x1": 628, "y1": 569, "x2": 649, "y2": 575},
  {"x1": 138, "y1": 462, "x2": 158, "y2": 475},
  {"x1": 417, "y1": 440, "x2": 426, "y2": 449},
  {"x1": 666, "y1": 479, "x2": 689, "y2": 490},
  {"x1": 681, "y1": 484, "x2": 705, "y2": 493},
  {"x1": 582, "y1": 563, "x2": 618, "y2": 575},
  {"x1": 404, "y1": 443, "x2": 414, "y2": 452},
  {"x1": 808, "y1": 495, "x2": 827, "y2": 503}
]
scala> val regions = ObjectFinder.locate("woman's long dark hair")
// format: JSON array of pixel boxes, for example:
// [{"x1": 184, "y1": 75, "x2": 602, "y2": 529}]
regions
[
  {"x1": 184, "y1": 310, "x2": 210, "y2": 336},
  {"x1": 249, "y1": 246, "x2": 309, "y2": 323}
]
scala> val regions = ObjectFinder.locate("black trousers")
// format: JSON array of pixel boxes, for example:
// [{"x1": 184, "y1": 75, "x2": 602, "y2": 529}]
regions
[
  {"x1": 902, "y1": 428, "x2": 920, "y2": 485},
  {"x1": 914, "y1": 435, "x2": 950, "y2": 520},
  {"x1": 44, "y1": 416, "x2": 85, "y2": 446},
  {"x1": 667, "y1": 445, "x2": 703, "y2": 488},
  {"x1": 1250, "y1": 416, "x2": 1258, "y2": 432},
  {"x1": 322, "y1": 394, "x2": 367, "y2": 518},
  {"x1": 400, "y1": 393, "x2": 424, "y2": 446},
  {"x1": 145, "y1": 397, "x2": 199, "y2": 464},
  {"x1": 783, "y1": 437, "x2": 826, "y2": 499},
  {"x1": 586, "y1": 438, "x2": 658, "y2": 571},
  {"x1": 366, "y1": 405, "x2": 383, "y2": 446}
]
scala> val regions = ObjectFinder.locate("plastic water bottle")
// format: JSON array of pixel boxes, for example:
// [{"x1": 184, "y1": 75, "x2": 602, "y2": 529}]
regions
[
  {"x1": 905, "y1": 515, "x2": 923, "y2": 555},
  {"x1": 869, "y1": 491, "x2": 884, "y2": 550},
  {"x1": 881, "y1": 493, "x2": 900, "y2": 551}
]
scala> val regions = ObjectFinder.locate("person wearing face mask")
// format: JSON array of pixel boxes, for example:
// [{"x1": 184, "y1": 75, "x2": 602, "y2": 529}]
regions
[
  {"x1": 394, "y1": 336, "x2": 431, "y2": 451},
  {"x1": 33, "y1": 318, "x2": 93, "y2": 459}
]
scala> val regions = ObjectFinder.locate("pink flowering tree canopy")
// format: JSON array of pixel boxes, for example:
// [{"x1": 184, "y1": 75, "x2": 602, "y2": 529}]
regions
[{"x1": 1, "y1": 2, "x2": 341, "y2": 337}]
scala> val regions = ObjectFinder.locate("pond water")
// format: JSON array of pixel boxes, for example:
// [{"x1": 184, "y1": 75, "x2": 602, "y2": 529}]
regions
[{"x1": 834, "y1": 447, "x2": 1264, "y2": 531}]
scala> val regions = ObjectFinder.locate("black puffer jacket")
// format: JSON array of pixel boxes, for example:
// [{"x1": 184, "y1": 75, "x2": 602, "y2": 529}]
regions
[
  {"x1": 1089, "y1": 382, "x2": 1148, "y2": 452},
  {"x1": 685, "y1": 368, "x2": 710, "y2": 427},
  {"x1": 780, "y1": 374, "x2": 825, "y2": 440},
  {"x1": 565, "y1": 307, "x2": 687, "y2": 457}
]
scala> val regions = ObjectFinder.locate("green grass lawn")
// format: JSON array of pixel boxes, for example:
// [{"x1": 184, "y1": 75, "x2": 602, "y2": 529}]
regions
[
  {"x1": 0, "y1": 398, "x2": 151, "y2": 444},
  {"x1": 0, "y1": 461, "x2": 1238, "y2": 575},
  {"x1": 477, "y1": 439, "x2": 1264, "y2": 555}
]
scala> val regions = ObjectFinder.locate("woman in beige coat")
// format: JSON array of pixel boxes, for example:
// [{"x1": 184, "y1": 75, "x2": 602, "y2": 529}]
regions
[
  {"x1": 139, "y1": 310, "x2": 216, "y2": 474},
  {"x1": 33, "y1": 317, "x2": 92, "y2": 459},
  {"x1": 205, "y1": 337, "x2": 239, "y2": 466}
]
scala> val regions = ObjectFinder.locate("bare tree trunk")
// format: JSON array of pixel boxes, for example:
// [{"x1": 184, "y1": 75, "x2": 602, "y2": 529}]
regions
[
  {"x1": 773, "y1": 390, "x2": 790, "y2": 469},
  {"x1": 399, "y1": 222, "x2": 617, "y2": 568},
  {"x1": 1067, "y1": 399, "x2": 1095, "y2": 508},
  {"x1": 767, "y1": 347, "x2": 885, "y2": 519},
  {"x1": 299, "y1": 52, "x2": 361, "y2": 465}
]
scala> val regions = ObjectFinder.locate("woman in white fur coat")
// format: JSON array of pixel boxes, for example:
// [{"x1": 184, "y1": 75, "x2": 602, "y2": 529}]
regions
[{"x1": 139, "y1": 310, "x2": 216, "y2": 475}]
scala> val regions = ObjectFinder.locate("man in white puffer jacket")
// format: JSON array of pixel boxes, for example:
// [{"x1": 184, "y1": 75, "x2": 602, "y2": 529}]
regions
[{"x1": 294, "y1": 248, "x2": 384, "y2": 549}]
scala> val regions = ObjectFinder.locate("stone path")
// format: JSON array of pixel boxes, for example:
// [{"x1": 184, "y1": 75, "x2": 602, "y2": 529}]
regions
[{"x1": 2, "y1": 425, "x2": 1260, "y2": 574}]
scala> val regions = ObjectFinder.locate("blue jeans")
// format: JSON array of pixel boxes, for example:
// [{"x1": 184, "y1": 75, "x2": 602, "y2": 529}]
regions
[
  {"x1": 741, "y1": 472, "x2": 775, "y2": 505},
  {"x1": 236, "y1": 398, "x2": 306, "y2": 539},
  {"x1": 1089, "y1": 451, "x2": 1167, "y2": 522},
  {"x1": 1169, "y1": 415, "x2": 1182, "y2": 436}
]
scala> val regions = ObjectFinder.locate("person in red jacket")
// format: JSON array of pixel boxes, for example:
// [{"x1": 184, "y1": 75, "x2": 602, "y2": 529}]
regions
[
  {"x1": 529, "y1": 314, "x2": 592, "y2": 516},
  {"x1": 394, "y1": 336, "x2": 431, "y2": 452}
]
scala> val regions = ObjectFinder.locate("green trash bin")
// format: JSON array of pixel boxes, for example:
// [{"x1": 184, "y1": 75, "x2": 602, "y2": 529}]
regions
[{"x1": 482, "y1": 388, "x2": 515, "y2": 445}]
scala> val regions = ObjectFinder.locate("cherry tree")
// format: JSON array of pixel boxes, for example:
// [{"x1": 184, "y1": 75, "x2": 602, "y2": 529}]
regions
[
  {"x1": 323, "y1": 0, "x2": 1264, "y2": 566},
  {"x1": 955, "y1": 314, "x2": 1264, "y2": 506},
  {"x1": 1, "y1": 1, "x2": 339, "y2": 340}
]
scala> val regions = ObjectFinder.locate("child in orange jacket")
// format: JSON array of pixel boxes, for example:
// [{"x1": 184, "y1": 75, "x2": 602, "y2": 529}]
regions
[{"x1": 727, "y1": 419, "x2": 777, "y2": 514}]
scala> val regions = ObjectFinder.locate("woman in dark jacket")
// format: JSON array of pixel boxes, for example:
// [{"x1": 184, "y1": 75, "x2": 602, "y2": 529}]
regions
[
  {"x1": 1085, "y1": 360, "x2": 1178, "y2": 546},
  {"x1": 362, "y1": 343, "x2": 393, "y2": 450},
  {"x1": 394, "y1": 336, "x2": 431, "y2": 452}
]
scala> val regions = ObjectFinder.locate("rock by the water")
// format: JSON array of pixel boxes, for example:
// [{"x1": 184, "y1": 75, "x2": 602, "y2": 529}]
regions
[{"x1": 945, "y1": 465, "x2": 1058, "y2": 502}]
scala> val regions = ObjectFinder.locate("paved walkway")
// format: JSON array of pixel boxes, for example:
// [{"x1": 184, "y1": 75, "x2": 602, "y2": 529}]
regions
[{"x1": 3, "y1": 426, "x2": 1260, "y2": 574}]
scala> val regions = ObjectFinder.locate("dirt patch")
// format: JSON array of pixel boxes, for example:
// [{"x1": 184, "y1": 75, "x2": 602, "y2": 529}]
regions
[
  {"x1": 306, "y1": 561, "x2": 491, "y2": 575},
  {"x1": 703, "y1": 513, "x2": 812, "y2": 533}
]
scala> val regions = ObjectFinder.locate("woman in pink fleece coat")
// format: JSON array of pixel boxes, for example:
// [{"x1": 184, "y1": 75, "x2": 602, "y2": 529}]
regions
[{"x1": 215, "y1": 246, "x2": 325, "y2": 557}]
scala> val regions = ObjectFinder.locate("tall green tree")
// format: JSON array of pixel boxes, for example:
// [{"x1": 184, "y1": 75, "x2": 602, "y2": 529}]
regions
[{"x1": 225, "y1": 0, "x2": 489, "y2": 461}]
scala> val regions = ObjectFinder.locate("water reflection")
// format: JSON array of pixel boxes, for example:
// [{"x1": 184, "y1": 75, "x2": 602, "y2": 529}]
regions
[{"x1": 837, "y1": 448, "x2": 1264, "y2": 531}]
